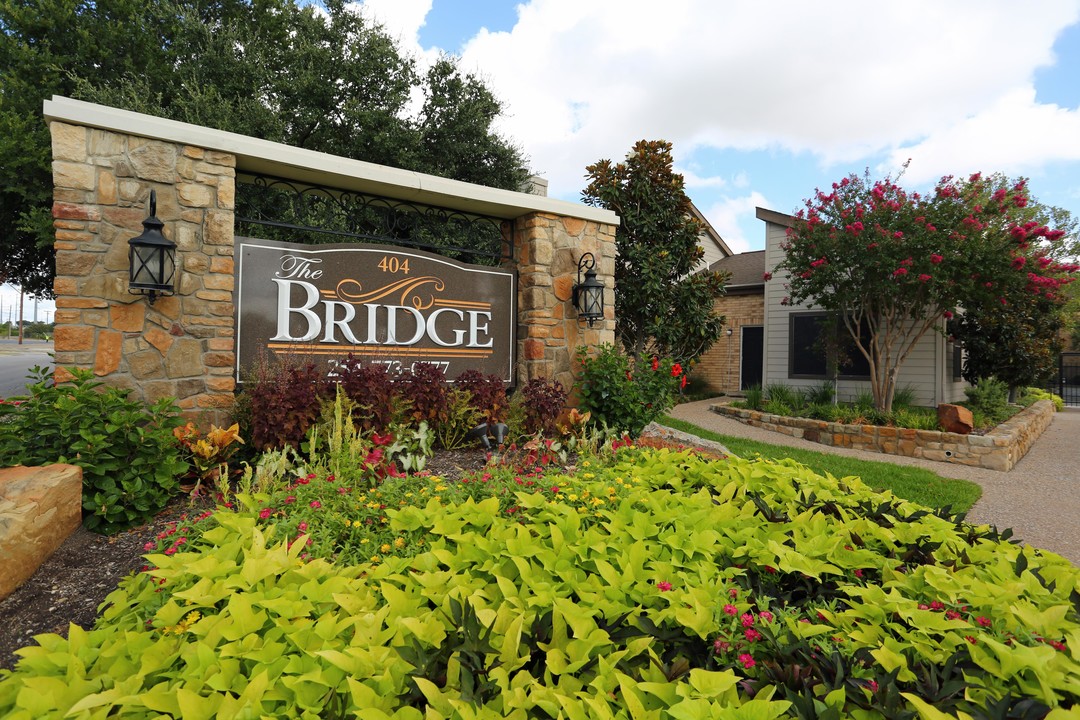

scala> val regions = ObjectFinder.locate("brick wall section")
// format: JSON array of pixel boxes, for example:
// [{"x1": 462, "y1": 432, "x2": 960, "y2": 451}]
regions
[
  {"x1": 692, "y1": 292, "x2": 764, "y2": 393},
  {"x1": 511, "y1": 212, "x2": 617, "y2": 391},
  {"x1": 713, "y1": 399, "x2": 1054, "y2": 472},
  {"x1": 49, "y1": 122, "x2": 236, "y2": 425}
]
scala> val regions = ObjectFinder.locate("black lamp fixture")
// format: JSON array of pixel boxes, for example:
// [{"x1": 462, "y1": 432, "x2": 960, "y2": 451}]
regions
[
  {"x1": 128, "y1": 190, "x2": 177, "y2": 304},
  {"x1": 572, "y1": 252, "x2": 605, "y2": 327}
]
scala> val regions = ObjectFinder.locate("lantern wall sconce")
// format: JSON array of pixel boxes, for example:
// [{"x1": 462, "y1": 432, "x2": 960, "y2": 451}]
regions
[
  {"x1": 572, "y1": 252, "x2": 605, "y2": 327},
  {"x1": 128, "y1": 190, "x2": 177, "y2": 304}
]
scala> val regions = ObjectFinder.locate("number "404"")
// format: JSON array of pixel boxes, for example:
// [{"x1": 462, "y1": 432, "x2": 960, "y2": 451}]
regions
[{"x1": 378, "y1": 256, "x2": 410, "y2": 274}]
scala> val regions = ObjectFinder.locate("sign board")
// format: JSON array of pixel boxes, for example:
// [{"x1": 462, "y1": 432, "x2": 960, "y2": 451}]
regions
[{"x1": 236, "y1": 238, "x2": 515, "y2": 382}]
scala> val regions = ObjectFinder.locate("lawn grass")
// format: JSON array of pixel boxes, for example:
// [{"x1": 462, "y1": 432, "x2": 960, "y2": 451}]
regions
[{"x1": 659, "y1": 414, "x2": 983, "y2": 513}]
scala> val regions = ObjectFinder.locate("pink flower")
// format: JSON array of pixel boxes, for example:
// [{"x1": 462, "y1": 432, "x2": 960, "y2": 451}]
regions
[
  {"x1": 729, "y1": 588, "x2": 739, "y2": 598},
  {"x1": 893, "y1": 267, "x2": 908, "y2": 277},
  {"x1": 854, "y1": 568, "x2": 865, "y2": 578},
  {"x1": 713, "y1": 639, "x2": 730, "y2": 654},
  {"x1": 943, "y1": 310, "x2": 954, "y2": 319},
  {"x1": 744, "y1": 628, "x2": 762, "y2": 642},
  {"x1": 284, "y1": 495, "x2": 296, "y2": 504},
  {"x1": 893, "y1": 231, "x2": 903, "y2": 239},
  {"x1": 867, "y1": 679, "x2": 879, "y2": 693},
  {"x1": 310, "y1": 500, "x2": 322, "y2": 509},
  {"x1": 926, "y1": 224, "x2": 937, "y2": 232},
  {"x1": 259, "y1": 508, "x2": 272, "y2": 520},
  {"x1": 1012, "y1": 256, "x2": 1027, "y2": 269},
  {"x1": 966, "y1": 635, "x2": 978, "y2": 645},
  {"x1": 143, "y1": 542, "x2": 154, "y2": 551},
  {"x1": 298, "y1": 521, "x2": 308, "y2": 532},
  {"x1": 945, "y1": 610, "x2": 962, "y2": 620},
  {"x1": 918, "y1": 274, "x2": 932, "y2": 283},
  {"x1": 164, "y1": 547, "x2": 176, "y2": 555},
  {"x1": 759, "y1": 611, "x2": 774, "y2": 623},
  {"x1": 656, "y1": 581, "x2": 673, "y2": 592},
  {"x1": 738, "y1": 653, "x2": 756, "y2": 669},
  {"x1": 296, "y1": 477, "x2": 310, "y2": 485},
  {"x1": 929, "y1": 601, "x2": 945, "y2": 611},
  {"x1": 976, "y1": 616, "x2": 991, "y2": 627},
  {"x1": 723, "y1": 604, "x2": 738, "y2": 616},
  {"x1": 741, "y1": 613, "x2": 755, "y2": 628},
  {"x1": 762, "y1": 272, "x2": 773, "y2": 281},
  {"x1": 930, "y1": 254, "x2": 943, "y2": 264}
]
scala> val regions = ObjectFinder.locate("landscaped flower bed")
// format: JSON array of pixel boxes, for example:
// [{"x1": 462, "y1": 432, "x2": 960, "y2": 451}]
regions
[{"x1": 1, "y1": 445, "x2": 1076, "y2": 718}]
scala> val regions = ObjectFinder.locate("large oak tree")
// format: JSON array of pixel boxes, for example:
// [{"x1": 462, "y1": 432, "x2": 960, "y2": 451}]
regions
[{"x1": 0, "y1": 0, "x2": 529, "y2": 297}]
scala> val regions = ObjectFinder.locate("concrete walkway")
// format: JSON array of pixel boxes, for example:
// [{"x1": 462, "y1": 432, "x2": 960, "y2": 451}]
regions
[{"x1": 665, "y1": 399, "x2": 1080, "y2": 565}]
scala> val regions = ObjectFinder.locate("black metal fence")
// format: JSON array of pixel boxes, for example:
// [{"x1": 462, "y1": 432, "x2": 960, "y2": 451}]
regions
[{"x1": 1047, "y1": 352, "x2": 1080, "y2": 406}]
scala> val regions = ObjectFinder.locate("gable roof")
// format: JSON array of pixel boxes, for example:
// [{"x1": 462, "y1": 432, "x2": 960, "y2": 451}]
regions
[{"x1": 690, "y1": 202, "x2": 733, "y2": 259}]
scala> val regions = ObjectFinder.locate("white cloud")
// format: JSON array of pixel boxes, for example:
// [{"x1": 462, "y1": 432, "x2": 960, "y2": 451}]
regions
[
  {"x1": 445, "y1": 0, "x2": 1079, "y2": 198},
  {"x1": 886, "y1": 86, "x2": 1080, "y2": 185},
  {"x1": 701, "y1": 191, "x2": 771, "y2": 254}
]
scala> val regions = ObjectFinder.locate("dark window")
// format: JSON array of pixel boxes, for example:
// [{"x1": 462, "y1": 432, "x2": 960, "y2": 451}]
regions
[
  {"x1": 790, "y1": 313, "x2": 829, "y2": 378},
  {"x1": 789, "y1": 312, "x2": 872, "y2": 380}
]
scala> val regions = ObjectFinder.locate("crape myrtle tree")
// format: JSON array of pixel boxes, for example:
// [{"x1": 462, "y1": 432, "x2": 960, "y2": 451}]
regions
[
  {"x1": 0, "y1": 0, "x2": 529, "y2": 297},
  {"x1": 952, "y1": 193, "x2": 1077, "y2": 399},
  {"x1": 582, "y1": 140, "x2": 727, "y2": 366},
  {"x1": 775, "y1": 169, "x2": 1075, "y2": 413}
]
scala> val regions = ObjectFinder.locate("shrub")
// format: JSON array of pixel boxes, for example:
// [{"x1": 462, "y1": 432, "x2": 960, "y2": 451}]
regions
[
  {"x1": 892, "y1": 383, "x2": 919, "y2": 409},
  {"x1": 762, "y1": 399, "x2": 793, "y2": 417},
  {"x1": 394, "y1": 362, "x2": 448, "y2": 426},
  {"x1": 963, "y1": 377, "x2": 1010, "y2": 426},
  {"x1": 510, "y1": 376, "x2": 568, "y2": 438},
  {"x1": 242, "y1": 355, "x2": 329, "y2": 451},
  {"x1": 454, "y1": 369, "x2": 508, "y2": 424},
  {"x1": 892, "y1": 407, "x2": 942, "y2": 430},
  {"x1": 1021, "y1": 387, "x2": 1064, "y2": 411},
  {"x1": 334, "y1": 354, "x2": 397, "y2": 433},
  {"x1": 804, "y1": 380, "x2": 835, "y2": 405},
  {"x1": 576, "y1": 344, "x2": 683, "y2": 437},
  {"x1": 0, "y1": 366, "x2": 187, "y2": 533},
  {"x1": 434, "y1": 388, "x2": 483, "y2": 449},
  {"x1": 743, "y1": 384, "x2": 764, "y2": 410},
  {"x1": 764, "y1": 383, "x2": 798, "y2": 408}
]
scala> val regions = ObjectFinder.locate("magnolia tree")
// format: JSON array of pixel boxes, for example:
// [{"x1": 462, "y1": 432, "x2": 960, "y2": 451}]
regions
[
  {"x1": 582, "y1": 140, "x2": 727, "y2": 365},
  {"x1": 775, "y1": 170, "x2": 1076, "y2": 412}
]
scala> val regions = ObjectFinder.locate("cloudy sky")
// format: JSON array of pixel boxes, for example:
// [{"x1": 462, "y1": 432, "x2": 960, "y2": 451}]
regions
[
  {"x1": 359, "y1": 0, "x2": 1080, "y2": 254},
  {"x1": 8, "y1": 0, "x2": 1080, "y2": 319}
]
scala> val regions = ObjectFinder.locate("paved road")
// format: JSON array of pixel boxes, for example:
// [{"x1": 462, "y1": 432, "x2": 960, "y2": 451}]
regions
[
  {"x1": 667, "y1": 398, "x2": 1080, "y2": 565},
  {"x1": 0, "y1": 340, "x2": 53, "y2": 398}
]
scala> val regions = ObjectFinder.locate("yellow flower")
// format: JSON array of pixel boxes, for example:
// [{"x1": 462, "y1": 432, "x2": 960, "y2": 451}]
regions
[
  {"x1": 381, "y1": 543, "x2": 391, "y2": 553},
  {"x1": 360, "y1": 538, "x2": 369, "y2": 545},
  {"x1": 568, "y1": 494, "x2": 578, "y2": 501},
  {"x1": 435, "y1": 484, "x2": 447, "y2": 492},
  {"x1": 393, "y1": 537, "x2": 405, "y2": 549},
  {"x1": 592, "y1": 497, "x2": 604, "y2": 505},
  {"x1": 583, "y1": 473, "x2": 595, "y2": 479},
  {"x1": 371, "y1": 555, "x2": 380, "y2": 563},
  {"x1": 405, "y1": 492, "x2": 413, "y2": 498},
  {"x1": 582, "y1": 460, "x2": 591, "y2": 467},
  {"x1": 344, "y1": 519, "x2": 352, "y2": 527}
]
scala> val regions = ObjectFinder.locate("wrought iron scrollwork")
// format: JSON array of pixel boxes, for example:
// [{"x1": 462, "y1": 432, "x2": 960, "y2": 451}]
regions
[{"x1": 235, "y1": 173, "x2": 511, "y2": 265}]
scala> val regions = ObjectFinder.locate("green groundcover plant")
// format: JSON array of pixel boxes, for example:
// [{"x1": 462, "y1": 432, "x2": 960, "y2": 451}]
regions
[{"x1": 1, "y1": 444, "x2": 1077, "y2": 718}]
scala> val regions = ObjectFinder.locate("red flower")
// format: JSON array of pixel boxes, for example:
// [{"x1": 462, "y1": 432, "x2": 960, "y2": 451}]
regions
[
  {"x1": 966, "y1": 635, "x2": 978, "y2": 645},
  {"x1": 943, "y1": 310, "x2": 954, "y2": 319},
  {"x1": 762, "y1": 272, "x2": 773, "y2": 281},
  {"x1": 930, "y1": 254, "x2": 943, "y2": 264},
  {"x1": 744, "y1": 628, "x2": 762, "y2": 642},
  {"x1": 1012, "y1": 256, "x2": 1027, "y2": 269},
  {"x1": 723, "y1": 604, "x2": 738, "y2": 616},
  {"x1": 680, "y1": 374, "x2": 687, "y2": 389},
  {"x1": 759, "y1": 611, "x2": 774, "y2": 623},
  {"x1": 945, "y1": 610, "x2": 962, "y2": 620},
  {"x1": 976, "y1": 616, "x2": 991, "y2": 627},
  {"x1": 741, "y1": 613, "x2": 755, "y2": 628},
  {"x1": 656, "y1": 581, "x2": 673, "y2": 592},
  {"x1": 651, "y1": 357, "x2": 659, "y2": 371},
  {"x1": 738, "y1": 653, "x2": 756, "y2": 669},
  {"x1": 729, "y1": 588, "x2": 739, "y2": 598},
  {"x1": 893, "y1": 267, "x2": 908, "y2": 277},
  {"x1": 310, "y1": 500, "x2": 322, "y2": 509},
  {"x1": 259, "y1": 508, "x2": 272, "y2": 520},
  {"x1": 867, "y1": 679, "x2": 879, "y2": 693},
  {"x1": 671, "y1": 363, "x2": 683, "y2": 377},
  {"x1": 298, "y1": 521, "x2": 308, "y2": 532},
  {"x1": 918, "y1": 274, "x2": 932, "y2": 283}
]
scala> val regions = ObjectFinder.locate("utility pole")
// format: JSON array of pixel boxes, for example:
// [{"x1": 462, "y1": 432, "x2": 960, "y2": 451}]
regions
[{"x1": 18, "y1": 285, "x2": 24, "y2": 345}]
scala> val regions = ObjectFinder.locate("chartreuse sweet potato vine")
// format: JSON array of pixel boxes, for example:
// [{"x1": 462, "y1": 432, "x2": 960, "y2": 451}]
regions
[{"x1": 1, "y1": 448, "x2": 1078, "y2": 719}]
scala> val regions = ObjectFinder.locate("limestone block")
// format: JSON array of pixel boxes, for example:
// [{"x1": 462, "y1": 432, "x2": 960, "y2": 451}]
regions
[
  {"x1": 55, "y1": 325, "x2": 95, "y2": 352},
  {"x1": 937, "y1": 404, "x2": 974, "y2": 435},
  {"x1": 0, "y1": 464, "x2": 83, "y2": 601},
  {"x1": 51, "y1": 123, "x2": 88, "y2": 162},
  {"x1": 129, "y1": 142, "x2": 178, "y2": 183},
  {"x1": 178, "y1": 183, "x2": 213, "y2": 208},
  {"x1": 110, "y1": 302, "x2": 146, "y2": 332},
  {"x1": 93, "y1": 330, "x2": 123, "y2": 376},
  {"x1": 166, "y1": 338, "x2": 203, "y2": 378},
  {"x1": 97, "y1": 170, "x2": 118, "y2": 205},
  {"x1": 53, "y1": 161, "x2": 96, "y2": 191},
  {"x1": 89, "y1": 129, "x2": 125, "y2": 157}
]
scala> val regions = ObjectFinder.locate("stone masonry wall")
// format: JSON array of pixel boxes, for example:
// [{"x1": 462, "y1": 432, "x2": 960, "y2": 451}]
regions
[
  {"x1": 693, "y1": 293, "x2": 765, "y2": 393},
  {"x1": 714, "y1": 399, "x2": 1055, "y2": 472},
  {"x1": 512, "y1": 212, "x2": 617, "y2": 392},
  {"x1": 49, "y1": 122, "x2": 236, "y2": 425}
]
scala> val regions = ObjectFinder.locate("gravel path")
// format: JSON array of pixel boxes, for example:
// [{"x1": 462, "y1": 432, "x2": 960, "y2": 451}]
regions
[{"x1": 665, "y1": 399, "x2": 1080, "y2": 565}]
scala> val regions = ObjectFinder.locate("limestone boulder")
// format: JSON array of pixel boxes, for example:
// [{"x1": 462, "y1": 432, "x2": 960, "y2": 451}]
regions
[
  {"x1": 0, "y1": 464, "x2": 83, "y2": 601},
  {"x1": 937, "y1": 404, "x2": 974, "y2": 435}
]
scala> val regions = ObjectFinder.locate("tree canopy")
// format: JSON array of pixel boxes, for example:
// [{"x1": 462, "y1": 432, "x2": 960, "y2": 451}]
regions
[
  {"x1": 775, "y1": 169, "x2": 1076, "y2": 412},
  {"x1": 582, "y1": 139, "x2": 727, "y2": 366},
  {"x1": 0, "y1": 0, "x2": 530, "y2": 297}
]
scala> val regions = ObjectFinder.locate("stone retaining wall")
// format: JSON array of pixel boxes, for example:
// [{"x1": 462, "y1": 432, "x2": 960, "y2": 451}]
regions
[{"x1": 713, "y1": 399, "x2": 1055, "y2": 471}]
